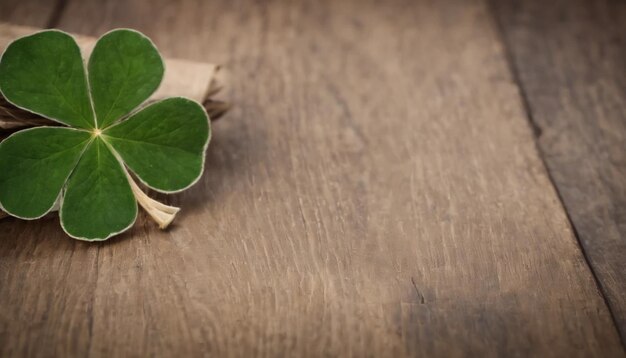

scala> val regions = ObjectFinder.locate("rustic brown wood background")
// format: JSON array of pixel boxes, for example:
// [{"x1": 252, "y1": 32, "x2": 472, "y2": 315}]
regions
[{"x1": 0, "y1": 0, "x2": 624, "y2": 356}]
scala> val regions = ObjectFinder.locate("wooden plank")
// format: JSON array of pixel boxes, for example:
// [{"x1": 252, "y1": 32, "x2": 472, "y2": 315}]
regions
[
  {"x1": 0, "y1": 0, "x2": 623, "y2": 356},
  {"x1": 0, "y1": 0, "x2": 59, "y2": 27},
  {"x1": 492, "y1": 0, "x2": 626, "y2": 343}
]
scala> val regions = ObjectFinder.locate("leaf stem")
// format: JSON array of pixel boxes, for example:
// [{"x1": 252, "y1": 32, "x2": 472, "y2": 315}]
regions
[{"x1": 126, "y1": 173, "x2": 180, "y2": 229}]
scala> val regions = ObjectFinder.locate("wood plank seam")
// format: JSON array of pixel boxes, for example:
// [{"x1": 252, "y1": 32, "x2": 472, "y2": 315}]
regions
[
  {"x1": 487, "y1": 0, "x2": 626, "y2": 349},
  {"x1": 1, "y1": 0, "x2": 624, "y2": 356}
]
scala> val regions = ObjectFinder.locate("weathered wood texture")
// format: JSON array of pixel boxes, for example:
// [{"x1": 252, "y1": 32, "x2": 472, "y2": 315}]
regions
[
  {"x1": 0, "y1": 0, "x2": 623, "y2": 356},
  {"x1": 493, "y1": 0, "x2": 626, "y2": 343},
  {"x1": 0, "y1": 0, "x2": 58, "y2": 28}
]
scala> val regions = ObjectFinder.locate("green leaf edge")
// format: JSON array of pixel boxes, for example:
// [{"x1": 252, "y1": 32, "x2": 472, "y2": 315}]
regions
[
  {"x1": 0, "y1": 29, "x2": 97, "y2": 128},
  {"x1": 58, "y1": 139, "x2": 139, "y2": 242},
  {"x1": 0, "y1": 30, "x2": 212, "y2": 242},
  {"x1": 0, "y1": 126, "x2": 94, "y2": 220},
  {"x1": 64, "y1": 99, "x2": 212, "y2": 241},
  {"x1": 102, "y1": 97, "x2": 212, "y2": 195},
  {"x1": 0, "y1": 28, "x2": 167, "y2": 131},
  {"x1": 88, "y1": 28, "x2": 166, "y2": 128}
]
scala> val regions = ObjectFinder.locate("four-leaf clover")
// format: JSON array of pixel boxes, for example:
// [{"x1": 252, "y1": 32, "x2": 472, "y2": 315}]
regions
[{"x1": 0, "y1": 29, "x2": 210, "y2": 241}]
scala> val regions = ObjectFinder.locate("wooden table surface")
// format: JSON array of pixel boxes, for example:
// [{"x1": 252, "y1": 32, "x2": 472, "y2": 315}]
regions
[{"x1": 0, "y1": 0, "x2": 624, "y2": 356}]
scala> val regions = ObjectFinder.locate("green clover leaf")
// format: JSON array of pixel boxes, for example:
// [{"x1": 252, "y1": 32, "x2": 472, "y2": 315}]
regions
[{"x1": 0, "y1": 29, "x2": 210, "y2": 241}]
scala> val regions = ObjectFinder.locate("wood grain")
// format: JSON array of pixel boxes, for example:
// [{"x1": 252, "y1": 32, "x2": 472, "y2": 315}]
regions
[
  {"x1": 0, "y1": 0, "x2": 623, "y2": 356},
  {"x1": 0, "y1": 0, "x2": 59, "y2": 28},
  {"x1": 492, "y1": 0, "x2": 626, "y2": 344}
]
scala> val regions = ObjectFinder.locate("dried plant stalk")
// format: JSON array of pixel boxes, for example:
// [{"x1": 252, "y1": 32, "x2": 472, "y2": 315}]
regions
[{"x1": 127, "y1": 173, "x2": 180, "y2": 229}]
